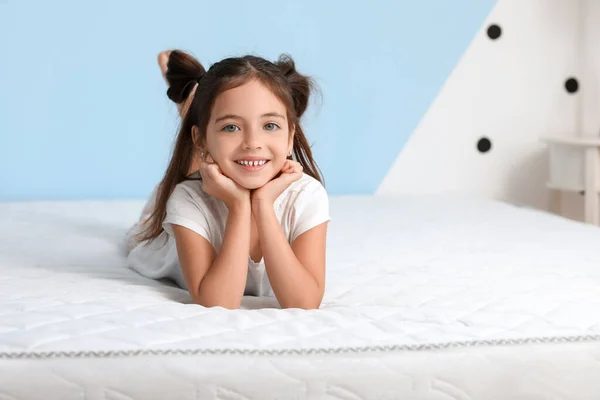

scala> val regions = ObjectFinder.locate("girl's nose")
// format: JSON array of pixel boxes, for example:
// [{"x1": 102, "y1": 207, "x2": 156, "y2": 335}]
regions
[{"x1": 242, "y1": 127, "x2": 263, "y2": 149}]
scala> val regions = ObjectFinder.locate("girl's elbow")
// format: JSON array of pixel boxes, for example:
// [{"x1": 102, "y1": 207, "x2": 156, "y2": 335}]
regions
[
  {"x1": 191, "y1": 291, "x2": 242, "y2": 310},
  {"x1": 193, "y1": 297, "x2": 241, "y2": 310},
  {"x1": 299, "y1": 302, "x2": 321, "y2": 310},
  {"x1": 282, "y1": 302, "x2": 321, "y2": 310},
  {"x1": 280, "y1": 296, "x2": 323, "y2": 310}
]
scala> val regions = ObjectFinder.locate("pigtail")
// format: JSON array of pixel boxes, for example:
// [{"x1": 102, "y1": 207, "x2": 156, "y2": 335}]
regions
[
  {"x1": 275, "y1": 55, "x2": 325, "y2": 187},
  {"x1": 274, "y1": 54, "x2": 312, "y2": 118},
  {"x1": 135, "y1": 50, "x2": 204, "y2": 245},
  {"x1": 165, "y1": 50, "x2": 207, "y2": 104}
]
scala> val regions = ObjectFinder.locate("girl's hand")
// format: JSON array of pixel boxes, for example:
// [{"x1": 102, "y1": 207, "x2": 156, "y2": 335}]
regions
[
  {"x1": 251, "y1": 160, "x2": 303, "y2": 209},
  {"x1": 199, "y1": 153, "x2": 250, "y2": 209}
]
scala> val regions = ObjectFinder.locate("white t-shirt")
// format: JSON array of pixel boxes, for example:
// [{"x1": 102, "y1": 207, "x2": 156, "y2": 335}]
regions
[{"x1": 126, "y1": 172, "x2": 331, "y2": 297}]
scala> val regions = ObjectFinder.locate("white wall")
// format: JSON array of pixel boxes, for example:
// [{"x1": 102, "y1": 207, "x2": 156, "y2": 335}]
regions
[
  {"x1": 377, "y1": 0, "x2": 600, "y2": 223},
  {"x1": 564, "y1": 0, "x2": 600, "y2": 222}
]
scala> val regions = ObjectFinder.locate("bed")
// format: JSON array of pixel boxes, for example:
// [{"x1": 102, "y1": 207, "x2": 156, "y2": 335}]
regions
[{"x1": 1, "y1": 194, "x2": 599, "y2": 399}]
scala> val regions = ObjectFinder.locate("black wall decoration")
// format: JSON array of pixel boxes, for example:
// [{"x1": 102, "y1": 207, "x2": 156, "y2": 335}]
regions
[
  {"x1": 477, "y1": 137, "x2": 492, "y2": 153},
  {"x1": 487, "y1": 24, "x2": 502, "y2": 40},
  {"x1": 565, "y1": 77, "x2": 579, "y2": 93}
]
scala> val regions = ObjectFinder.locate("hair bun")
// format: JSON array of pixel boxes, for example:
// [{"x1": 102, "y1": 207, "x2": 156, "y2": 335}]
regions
[
  {"x1": 164, "y1": 50, "x2": 207, "y2": 104},
  {"x1": 274, "y1": 54, "x2": 313, "y2": 118}
]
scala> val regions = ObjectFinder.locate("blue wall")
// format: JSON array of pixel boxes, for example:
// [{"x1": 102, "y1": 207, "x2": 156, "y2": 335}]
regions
[{"x1": 0, "y1": 0, "x2": 496, "y2": 201}]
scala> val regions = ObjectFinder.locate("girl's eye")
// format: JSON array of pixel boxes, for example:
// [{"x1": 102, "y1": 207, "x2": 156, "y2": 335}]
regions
[
  {"x1": 223, "y1": 125, "x2": 240, "y2": 133},
  {"x1": 264, "y1": 123, "x2": 280, "y2": 131}
]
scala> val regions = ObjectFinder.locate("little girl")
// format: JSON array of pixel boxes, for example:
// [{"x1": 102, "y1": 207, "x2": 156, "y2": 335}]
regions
[{"x1": 125, "y1": 50, "x2": 330, "y2": 310}]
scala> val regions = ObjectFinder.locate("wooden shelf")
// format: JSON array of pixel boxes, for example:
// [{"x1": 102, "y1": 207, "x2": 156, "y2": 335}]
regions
[
  {"x1": 541, "y1": 135, "x2": 600, "y2": 225},
  {"x1": 541, "y1": 135, "x2": 600, "y2": 147}
]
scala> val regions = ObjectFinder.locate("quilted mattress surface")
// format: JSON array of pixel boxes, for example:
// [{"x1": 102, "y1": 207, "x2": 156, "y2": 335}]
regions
[{"x1": 1, "y1": 194, "x2": 600, "y2": 399}]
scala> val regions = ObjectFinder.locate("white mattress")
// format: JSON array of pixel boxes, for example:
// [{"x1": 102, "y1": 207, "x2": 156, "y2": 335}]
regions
[{"x1": 1, "y1": 194, "x2": 600, "y2": 399}]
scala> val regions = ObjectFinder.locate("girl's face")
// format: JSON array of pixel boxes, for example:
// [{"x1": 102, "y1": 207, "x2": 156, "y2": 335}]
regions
[{"x1": 200, "y1": 79, "x2": 294, "y2": 190}]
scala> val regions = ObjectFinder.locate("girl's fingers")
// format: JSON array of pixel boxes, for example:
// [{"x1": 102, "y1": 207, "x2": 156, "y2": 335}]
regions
[
  {"x1": 207, "y1": 164, "x2": 220, "y2": 180},
  {"x1": 199, "y1": 155, "x2": 225, "y2": 185},
  {"x1": 286, "y1": 161, "x2": 302, "y2": 174},
  {"x1": 199, "y1": 161, "x2": 211, "y2": 181}
]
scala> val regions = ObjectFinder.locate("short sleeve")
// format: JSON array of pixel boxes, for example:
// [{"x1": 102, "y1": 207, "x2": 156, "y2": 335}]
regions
[
  {"x1": 162, "y1": 183, "x2": 212, "y2": 244},
  {"x1": 290, "y1": 181, "x2": 331, "y2": 243}
]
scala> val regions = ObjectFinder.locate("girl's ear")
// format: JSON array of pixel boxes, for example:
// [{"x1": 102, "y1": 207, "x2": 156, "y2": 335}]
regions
[
  {"x1": 288, "y1": 125, "x2": 296, "y2": 157},
  {"x1": 191, "y1": 125, "x2": 204, "y2": 150},
  {"x1": 192, "y1": 125, "x2": 209, "y2": 162},
  {"x1": 191, "y1": 125, "x2": 199, "y2": 146}
]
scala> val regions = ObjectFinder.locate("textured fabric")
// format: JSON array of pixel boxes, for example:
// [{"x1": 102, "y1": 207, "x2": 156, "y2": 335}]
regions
[{"x1": 1, "y1": 195, "x2": 600, "y2": 398}]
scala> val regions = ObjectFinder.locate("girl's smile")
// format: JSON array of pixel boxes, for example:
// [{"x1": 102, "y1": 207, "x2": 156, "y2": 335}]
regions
[{"x1": 235, "y1": 158, "x2": 271, "y2": 172}]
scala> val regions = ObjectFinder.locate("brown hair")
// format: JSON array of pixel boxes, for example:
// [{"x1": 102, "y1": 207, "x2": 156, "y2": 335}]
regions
[{"x1": 136, "y1": 50, "x2": 324, "y2": 244}]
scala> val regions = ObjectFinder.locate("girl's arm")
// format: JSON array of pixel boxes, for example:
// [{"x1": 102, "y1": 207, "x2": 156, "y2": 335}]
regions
[
  {"x1": 253, "y1": 203, "x2": 327, "y2": 309},
  {"x1": 172, "y1": 201, "x2": 251, "y2": 309}
]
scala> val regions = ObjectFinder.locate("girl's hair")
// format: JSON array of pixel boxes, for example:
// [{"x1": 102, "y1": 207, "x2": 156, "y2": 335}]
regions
[{"x1": 136, "y1": 50, "x2": 324, "y2": 244}]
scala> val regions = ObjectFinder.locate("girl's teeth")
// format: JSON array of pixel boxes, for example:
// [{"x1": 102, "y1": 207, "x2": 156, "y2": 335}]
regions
[{"x1": 238, "y1": 160, "x2": 266, "y2": 166}]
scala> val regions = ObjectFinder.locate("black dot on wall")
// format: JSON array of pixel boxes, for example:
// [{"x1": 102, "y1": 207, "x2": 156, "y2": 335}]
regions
[
  {"x1": 477, "y1": 137, "x2": 492, "y2": 153},
  {"x1": 487, "y1": 24, "x2": 502, "y2": 40},
  {"x1": 565, "y1": 77, "x2": 579, "y2": 93}
]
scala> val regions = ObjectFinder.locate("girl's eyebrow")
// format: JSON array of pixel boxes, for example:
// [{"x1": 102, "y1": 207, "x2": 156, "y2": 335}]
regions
[
  {"x1": 214, "y1": 112, "x2": 285, "y2": 124},
  {"x1": 262, "y1": 112, "x2": 286, "y2": 120}
]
